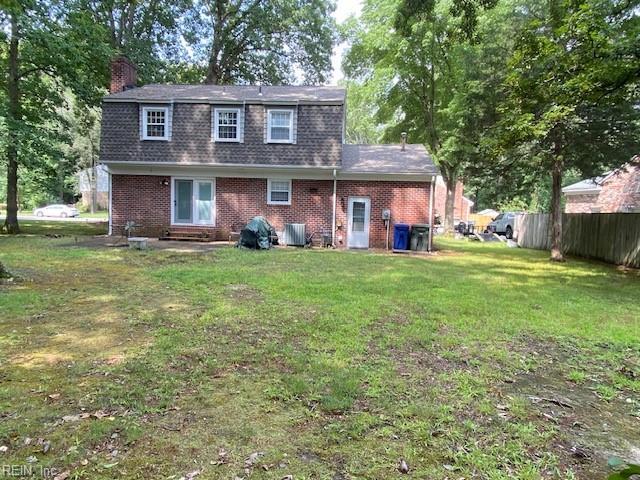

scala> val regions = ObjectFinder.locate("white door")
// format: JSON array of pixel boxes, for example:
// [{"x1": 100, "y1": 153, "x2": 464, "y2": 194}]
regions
[{"x1": 347, "y1": 197, "x2": 371, "y2": 248}]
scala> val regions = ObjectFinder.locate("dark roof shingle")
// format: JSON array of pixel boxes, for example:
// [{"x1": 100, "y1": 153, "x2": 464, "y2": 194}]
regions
[
  {"x1": 341, "y1": 144, "x2": 438, "y2": 176},
  {"x1": 104, "y1": 84, "x2": 345, "y2": 104}
]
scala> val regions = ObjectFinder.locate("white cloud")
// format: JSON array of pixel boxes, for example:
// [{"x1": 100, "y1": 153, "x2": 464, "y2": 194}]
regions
[{"x1": 330, "y1": 0, "x2": 363, "y2": 84}]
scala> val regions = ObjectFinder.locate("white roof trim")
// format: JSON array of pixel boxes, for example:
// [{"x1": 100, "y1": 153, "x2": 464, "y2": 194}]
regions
[{"x1": 101, "y1": 160, "x2": 436, "y2": 182}]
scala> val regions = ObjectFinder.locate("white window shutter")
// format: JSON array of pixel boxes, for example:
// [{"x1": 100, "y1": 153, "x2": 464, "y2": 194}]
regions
[
  {"x1": 211, "y1": 107, "x2": 216, "y2": 140},
  {"x1": 238, "y1": 107, "x2": 245, "y2": 143},
  {"x1": 167, "y1": 104, "x2": 173, "y2": 140},
  {"x1": 139, "y1": 104, "x2": 144, "y2": 139},
  {"x1": 263, "y1": 107, "x2": 268, "y2": 144},
  {"x1": 292, "y1": 107, "x2": 298, "y2": 144}
]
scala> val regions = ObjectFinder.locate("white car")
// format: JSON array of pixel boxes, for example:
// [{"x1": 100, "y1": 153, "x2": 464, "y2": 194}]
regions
[
  {"x1": 487, "y1": 212, "x2": 519, "y2": 239},
  {"x1": 33, "y1": 204, "x2": 80, "y2": 218}
]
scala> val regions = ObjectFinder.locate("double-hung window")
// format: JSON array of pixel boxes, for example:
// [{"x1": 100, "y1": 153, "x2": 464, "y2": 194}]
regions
[
  {"x1": 267, "y1": 109, "x2": 294, "y2": 143},
  {"x1": 267, "y1": 179, "x2": 292, "y2": 205},
  {"x1": 142, "y1": 107, "x2": 169, "y2": 140},
  {"x1": 214, "y1": 108, "x2": 240, "y2": 142}
]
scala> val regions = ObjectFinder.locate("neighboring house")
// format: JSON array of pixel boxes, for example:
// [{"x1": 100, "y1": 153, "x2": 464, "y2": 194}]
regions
[
  {"x1": 77, "y1": 165, "x2": 109, "y2": 209},
  {"x1": 433, "y1": 176, "x2": 473, "y2": 223},
  {"x1": 563, "y1": 158, "x2": 640, "y2": 213},
  {"x1": 100, "y1": 57, "x2": 439, "y2": 249}
]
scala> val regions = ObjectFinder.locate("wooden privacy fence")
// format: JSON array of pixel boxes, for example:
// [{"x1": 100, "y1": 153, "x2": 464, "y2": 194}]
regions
[{"x1": 515, "y1": 213, "x2": 640, "y2": 268}]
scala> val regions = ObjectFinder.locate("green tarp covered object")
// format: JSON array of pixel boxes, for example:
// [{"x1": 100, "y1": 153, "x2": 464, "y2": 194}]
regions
[{"x1": 238, "y1": 216, "x2": 273, "y2": 249}]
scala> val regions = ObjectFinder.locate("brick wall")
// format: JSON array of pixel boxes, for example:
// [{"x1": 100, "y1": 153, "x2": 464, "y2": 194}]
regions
[
  {"x1": 110, "y1": 57, "x2": 137, "y2": 94},
  {"x1": 335, "y1": 180, "x2": 432, "y2": 248},
  {"x1": 100, "y1": 102, "x2": 343, "y2": 167},
  {"x1": 596, "y1": 162, "x2": 640, "y2": 212},
  {"x1": 434, "y1": 179, "x2": 468, "y2": 222},
  {"x1": 111, "y1": 175, "x2": 433, "y2": 248},
  {"x1": 217, "y1": 178, "x2": 334, "y2": 237},
  {"x1": 565, "y1": 193, "x2": 599, "y2": 213},
  {"x1": 111, "y1": 175, "x2": 171, "y2": 236}
]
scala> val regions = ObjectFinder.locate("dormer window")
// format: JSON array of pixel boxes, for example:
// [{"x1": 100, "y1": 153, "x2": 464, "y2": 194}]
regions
[
  {"x1": 267, "y1": 109, "x2": 294, "y2": 143},
  {"x1": 142, "y1": 106, "x2": 169, "y2": 140},
  {"x1": 214, "y1": 108, "x2": 241, "y2": 142}
]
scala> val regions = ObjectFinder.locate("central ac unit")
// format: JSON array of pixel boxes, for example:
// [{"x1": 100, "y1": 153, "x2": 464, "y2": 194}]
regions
[{"x1": 284, "y1": 223, "x2": 306, "y2": 246}]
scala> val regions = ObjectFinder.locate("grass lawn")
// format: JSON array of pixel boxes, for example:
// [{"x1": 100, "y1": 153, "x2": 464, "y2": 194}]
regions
[
  {"x1": 1, "y1": 219, "x2": 108, "y2": 236},
  {"x1": 0, "y1": 233, "x2": 638, "y2": 479}
]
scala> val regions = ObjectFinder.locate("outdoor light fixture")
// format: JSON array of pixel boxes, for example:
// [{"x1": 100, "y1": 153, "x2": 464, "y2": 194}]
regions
[{"x1": 160, "y1": 179, "x2": 169, "y2": 186}]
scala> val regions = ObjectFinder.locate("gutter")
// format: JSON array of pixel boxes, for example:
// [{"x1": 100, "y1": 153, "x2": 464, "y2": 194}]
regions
[{"x1": 108, "y1": 171, "x2": 113, "y2": 236}]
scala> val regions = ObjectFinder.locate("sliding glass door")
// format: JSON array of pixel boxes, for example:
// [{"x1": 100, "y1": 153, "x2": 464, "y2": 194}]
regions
[{"x1": 173, "y1": 179, "x2": 214, "y2": 225}]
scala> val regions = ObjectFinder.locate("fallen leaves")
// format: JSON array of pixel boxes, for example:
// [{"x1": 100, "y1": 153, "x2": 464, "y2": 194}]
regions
[{"x1": 61, "y1": 410, "x2": 114, "y2": 423}]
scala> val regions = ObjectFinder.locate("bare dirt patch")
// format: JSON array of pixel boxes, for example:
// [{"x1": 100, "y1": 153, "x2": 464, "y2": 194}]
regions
[
  {"x1": 503, "y1": 369, "x2": 640, "y2": 478},
  {"x1": 224, "y1": 283, "x2": 263, "y2": 303}
]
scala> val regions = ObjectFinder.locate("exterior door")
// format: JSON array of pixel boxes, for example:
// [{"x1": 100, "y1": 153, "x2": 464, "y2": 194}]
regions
[
  {"x1": 173, "y1": 179, "x2": 215, "y2": 225},
  {"x1": 174, "y1": 179, "x2": 193, "y2": 223},
  {"x1": 347, "y1": 197, "x2": 371, "y2": 248}
]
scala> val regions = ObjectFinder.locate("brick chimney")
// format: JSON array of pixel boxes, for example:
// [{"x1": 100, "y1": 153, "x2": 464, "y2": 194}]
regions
[{"x1": 110, "y1": 56, "x2": 137, "y2": 94}]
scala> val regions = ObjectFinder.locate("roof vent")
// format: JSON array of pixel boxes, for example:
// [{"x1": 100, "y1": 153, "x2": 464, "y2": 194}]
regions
[
  {"x1": 258, "y1": 85, "x2": 263, "y2": 96},
  {"x1": 401, "y1": 132, "x2": 407, "y2": 151}
]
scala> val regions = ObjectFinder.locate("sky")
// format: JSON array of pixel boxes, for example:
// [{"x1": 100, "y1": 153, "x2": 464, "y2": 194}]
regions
[{"x1": 330, "y1": 0, "x2": 363, "y2": 84}]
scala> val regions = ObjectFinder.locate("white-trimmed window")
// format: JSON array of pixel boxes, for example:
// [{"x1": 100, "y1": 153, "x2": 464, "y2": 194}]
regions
[
  {"x1": 267, "y1": 109, "x2": 293, "y2": 143},
  {"x1": 142, "y1": 106, "x2": 169, "y2": 140},
  {"x1": 214, "y1": 108, "x2": 240, "y2": 142},
  {"x1": 267, "y1": 179, "x2": 292, "y2": 205}
]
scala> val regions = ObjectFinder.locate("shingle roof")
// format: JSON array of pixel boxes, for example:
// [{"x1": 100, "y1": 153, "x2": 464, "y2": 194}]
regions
[
  {"x1": 341, "y1": 144, "x2": 439, "y2": 176},
  {"x1": 104, "y1": 84, "x2": 345, "y2": 104},
  {"x1": 562, "y1": 174, "x2": 609, "y2": 194}
]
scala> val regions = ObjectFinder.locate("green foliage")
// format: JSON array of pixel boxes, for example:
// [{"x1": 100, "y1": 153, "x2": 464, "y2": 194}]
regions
[
  {"x1": 182, "y1": 0, "x2": 336, "y2": 84},
  {"x1": 608, "y1": 462, "x2": 640, "y2": 480},
  {"x1": 344, "y1": 0, "x2": 519, "y2": 226}
]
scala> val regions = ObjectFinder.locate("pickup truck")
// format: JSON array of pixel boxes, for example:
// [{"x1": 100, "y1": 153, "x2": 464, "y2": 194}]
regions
[{"x1": 487, "y1": 212, "x2": 519, "y2": 239}]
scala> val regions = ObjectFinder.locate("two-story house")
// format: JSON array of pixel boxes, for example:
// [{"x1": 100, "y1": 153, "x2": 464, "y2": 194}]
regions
[{"x1": 100, "y1": 57, "x2": 439, "y2": 249}]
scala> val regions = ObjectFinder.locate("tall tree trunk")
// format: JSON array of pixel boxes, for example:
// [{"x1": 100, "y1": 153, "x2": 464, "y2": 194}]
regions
[
  {"x1": 549, "y1": 156, "x2": 564, "y2": 262},
  {"x1": 4, "y1": 11, "x2": 20, "y2": 234},
  {"x1": 443, "y1": 173, "x2": 457, "y2": 234},
  {"x1": 205, "y1": 1, "x2": 225, "y2": 85}
]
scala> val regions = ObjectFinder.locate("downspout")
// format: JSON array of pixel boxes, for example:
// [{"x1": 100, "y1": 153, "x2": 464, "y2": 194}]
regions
[
  {"x1": 331, "y1": 169, "x2": 337, "y2": 246},
  {"x1": 428, "y1": 176, "x2": 435, "y2": 252},
  {"x1": 108, "y1": 169, "x2": 113, "y2": 236}
]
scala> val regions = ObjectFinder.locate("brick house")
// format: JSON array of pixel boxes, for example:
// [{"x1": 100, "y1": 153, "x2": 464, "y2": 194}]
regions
[
  {"x1": 563, "y1": 158, "x2": 640, "y2": 213},
  {"x1": 100, "y1": 58, "x2": 439, "y2": 249},
  {"x1": 433, "y1": 177, "x2": 473, "y2": 224}
]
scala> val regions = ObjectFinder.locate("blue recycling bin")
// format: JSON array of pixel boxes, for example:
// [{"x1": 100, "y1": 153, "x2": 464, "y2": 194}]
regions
[{"x1": 393, "y1": 223, "x2": 410, "y2": 250}]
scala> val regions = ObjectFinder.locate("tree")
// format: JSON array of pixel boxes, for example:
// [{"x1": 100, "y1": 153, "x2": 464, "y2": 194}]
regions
[
  {"x1": 1, "y1": 1, "x2": 112, "y2": 233},
  {"x1": 493, "y1": 0, "x2": 640, "y2": 261},
  {"x1": 82, "y1": 0, "x2": 189, "y2": 83},
  {"x1": 342, "y1": 80, "x2": 384, "y2": 144},
  {"x1": 182, "y1": 0, "x2": 336, "y2": 85},
  {"x1": 344, "y1": 0, "x2": 513, "y2": 231}
]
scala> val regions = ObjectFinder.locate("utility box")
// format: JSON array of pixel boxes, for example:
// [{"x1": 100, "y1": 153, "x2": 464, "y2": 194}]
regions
[{"x1": 410, "y1": 224, "x2": 430, "y2": 251}]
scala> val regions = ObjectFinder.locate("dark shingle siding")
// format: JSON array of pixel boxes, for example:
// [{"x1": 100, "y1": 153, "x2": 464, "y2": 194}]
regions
[{"x1": 100, "y1": 102, "x2": 343, "y2": 167}]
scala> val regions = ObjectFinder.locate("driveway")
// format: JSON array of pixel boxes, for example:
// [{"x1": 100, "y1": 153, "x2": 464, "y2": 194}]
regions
[{"x1": 0, "y1": 215, "x2": 106, "y2": 223}]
